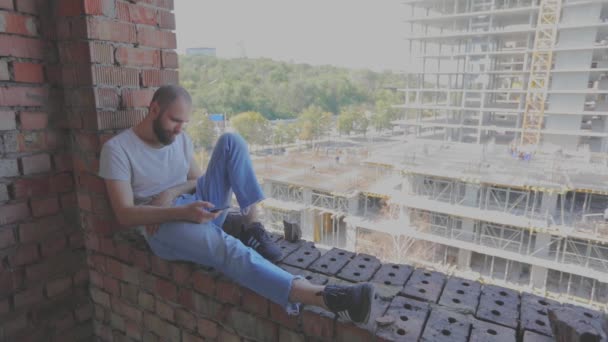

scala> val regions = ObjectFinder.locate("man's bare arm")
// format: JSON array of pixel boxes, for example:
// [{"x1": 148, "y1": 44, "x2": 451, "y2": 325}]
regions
[
  {"x1": 149, "y1": 156, "x2": 203, "y2": 207},
  {"x1": 105, "y1": 179, "x2": 219, "y2": 227}
]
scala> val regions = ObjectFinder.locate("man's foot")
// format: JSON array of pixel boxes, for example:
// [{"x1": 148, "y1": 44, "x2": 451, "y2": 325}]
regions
[
  {"x1": 240, "y1": 222, "x2": 282, "y2": 263},
  {"x1": 322, "y1": 283, "x2": 374, "y2": 324}
]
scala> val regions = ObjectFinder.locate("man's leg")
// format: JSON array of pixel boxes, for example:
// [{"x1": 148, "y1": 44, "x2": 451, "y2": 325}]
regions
[
  {"x1": 146, "y1": 220, "x2": 374, "y2": 323},
  {"x1": 194, "y1": 133, "x2": 281, "y2": 262},
  {"x1": 194, "y1": 133, "x2": 264, "y2": 228}
]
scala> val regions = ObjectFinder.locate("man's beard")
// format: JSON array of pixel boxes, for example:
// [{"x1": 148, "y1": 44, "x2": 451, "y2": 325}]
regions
[{"x1": 153, "y1": 117, "x2": 176, "y2": 145}]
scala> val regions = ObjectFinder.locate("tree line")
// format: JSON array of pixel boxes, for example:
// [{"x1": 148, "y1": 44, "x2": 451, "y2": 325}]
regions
[{"x1": 180, "y1": 55, "x2": 406, "y2": 149}]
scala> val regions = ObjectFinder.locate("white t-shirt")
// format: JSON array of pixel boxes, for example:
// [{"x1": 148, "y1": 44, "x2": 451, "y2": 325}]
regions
[{"x1": 98, "y1": 128, "x2": 194, "y2": 205}]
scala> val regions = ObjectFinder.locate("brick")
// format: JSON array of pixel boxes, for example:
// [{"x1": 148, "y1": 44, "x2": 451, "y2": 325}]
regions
[
  {"x1": 138, "y1": 291, "x2": 155, "y2": 311},
  {"x1": 158, "y1": 9, "x2": 175, "y2": 29},
  {"x1": 55, "y1": 0, "x2": 85, "y2": 16},
  {"x1": 302, "y1": 307, "x2": 335, "y2": 340},
  {"x1": 115, "y1": 46, "x2": 160, "y2": 67},
  {"x1": 93, "y1": 87, "x2": 120, "y2": 108},
  {"x1": 0, "y1": 111, "x2": 17, "y2": 130},
  {"x1": 15, "y1": 0, "x2": 38, "y2": 14},
  {"x1": 0, "y1": 11, "x2": 38, "y2": 36},
  {"x1": 0, "y1": 159, "x2": 19, "y2": 177},
  {"x1": 375, "y1": 296, "x2": 429, "y2": 341},
  {"x1": 171, "y1": 262, "x2": 192, "y2": 284},
  {"x1": 11, "y1": 176, "x2": 50, "y2": 199},
  {"x1": 283, "y1": 241, "x2": 321, "y2": 269},
  {"x1": 50, "y1": 172, "x2": 74, "y2": 193},
  {"x1": 90, "y1": 288, "x2": 110, "y2": 307},
  {"x1": 117, "y1": 2, "x2": 158, "y2": 25},
  {"x1": 401, "y1": 268, "x2": 446, "y2": 303},
  {"x1": 421, "y1": 309, "x2": 471, "y2": 342},
  {"x1": 215, "y1": 277, "x2": 240, "y2": 305},
  {"x1": 335, "y1": 253, "x2": 380, "y2": 282},
  {"x1": 227, "y1": 309, "x2": 278, "y2": 341},
  {"x1": 0, "y1": 227, "x2": 15, "y2": 249},
  {"x1": 10, "y1": 243, "x2": 39, "y2": 266},
  {"x1": 21, "y1": 153, "x2": 51, "y2": 175},
  {"x1": 279, "y1": 327, "x2": 306, "y2": 342},
  {"x1": 0, "y1": 86, "x2": 49, "y2": 107},
  {"x1": 182, "y1": 331, "x2": 204, "y2": 342},
  {"x1": 86, "y1": 17, "x2": 136, "y2": 43},
  {"x1": 13, "y1": 62, "x2": 44, "y2": 83},
  {"x1": 242, "y1": 288, "x2": 269, "y2": 317},
  {"x1": 150, "y1": 255, "x2": 171, "y2": 277},
  {"x1": 122, "y1": 88, "x2": 154, "y2": 108},
  {"x1": 138, "y1": 0, "x2": 173, "y2": 10},
  {"x1": 137, "y1": 26, "x2": 176, "y2": 49},
  {"x1": 0, "y1": 35, "x2": 46, "y2": 59},
  {"x1": 84, "y1": 0, "x2": 115, "y2": 16},
  {"x1": 309, "y1": 248, "x2": 354, "y2": 276},
  {"x1": 269, "y1": 302, "x2": 299, "y2": 330},
  {"x1": 14, "y1": 285, "x2": 43, "y2": 309},
  {"x1": 125, "y1": 320, "x2": 141, "y2": 340},
  {"x1": 438, "y1": 277, "x2": 481, "y2": 313},
  {"x1": 0, "y1": 0, "x2": 13, "y2": 9},
  {"x1": 218, "y1": 329, "x2": 240, "y2": 342},
  {"x1": 176, "y1": 309, "x2": 196, "y2": 331},
  {"x1": 40, "y1": 234, "x2": 68, "y2": 257},
  {"x1": 46, "y1": 276, "x2": 72, "y2": 297},
  {"x1": 90, "y1": 42, "x2": 114, "y2": 64},
  {"x1": 91, "y1": 65, "x2": 139, "y2": 86},
  {"x1": 143, "y1": 312, "x2": 180, "y2": 341},
  {"x1": 0, "y1": 184, "x2": 8, "y2": 201},
  {"x1": 31, "y1": 196, "x2": 60, "y2": 216},
  {"x1": 20, "y1": 112, "x2": 48, "y2": 130},
  {"x1": 156, "y1": 277, "x2": 177, "y2": 302},
  {"x1": 155, "y1": 299, "x2": 174, "y2": 321},
  {"x1": 97, "y1": 109, "x2": 146, "y2": 129},
  {"x1": 470, "y1": 319, "x2": 516, "y2": 342},
  {"x1": 19, "y1": 215, "x2": 65, "y2": 242},
  {"x1": 0, "y1": 60, "x2": 8, "y2": 80},
  {"x1": 161, "y1": 50, "x2": 178, "y2": 69},
  {"x1": 0, "y1": 202, "x2": 30, "y2": 225},
  {"x1": 197, "y1": 318, "x2": 218, "y2": 339},
  {"x1": 141, "y1": 69, "x2": 178, "y2": 86}
]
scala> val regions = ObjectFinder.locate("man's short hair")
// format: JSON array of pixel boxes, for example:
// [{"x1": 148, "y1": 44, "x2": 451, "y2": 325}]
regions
[{"x1": 150, "y1": 85, "x2": 192, "y2": 115}]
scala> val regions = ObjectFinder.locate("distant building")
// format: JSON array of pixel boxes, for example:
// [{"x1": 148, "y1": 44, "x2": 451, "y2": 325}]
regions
[{"x1": 185, "y1": 47, "x2": 216, "y2": 56}]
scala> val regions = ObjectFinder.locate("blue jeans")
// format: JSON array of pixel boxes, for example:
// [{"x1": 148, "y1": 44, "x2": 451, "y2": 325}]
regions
[{"x1": 145, "y1": 133, "x2": 301, "y2": 313}]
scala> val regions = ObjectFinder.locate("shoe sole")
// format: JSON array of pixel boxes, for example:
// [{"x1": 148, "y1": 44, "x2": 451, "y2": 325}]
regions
[{"x1": 359, "y1": 283, "x2": 374, "y2": 324}]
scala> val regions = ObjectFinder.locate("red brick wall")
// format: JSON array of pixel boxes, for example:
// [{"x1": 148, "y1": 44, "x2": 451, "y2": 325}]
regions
[
  {"x1": 0, "y1": 0, "x2": 92, "y2": 340},
  {"x1": 0, "y1": 0, "x2": 178, "y2": 340}
]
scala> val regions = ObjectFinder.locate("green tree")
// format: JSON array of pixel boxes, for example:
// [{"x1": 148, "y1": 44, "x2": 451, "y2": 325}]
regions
[
  {"x1": 297, "y1": 105, "x2": 332, "y2": 145},
  {"x1": 372, "y1": 90, "x2": 402, "y2": 132},
  {"x1": 230, "y1": 111, "x2": 270, "y2": 147},
  {"x1": 186, "y1": 111, "x2": 216, "y2": 150},
  {"x1": 337, "y1": 107, "x2": 369, "y2": 136}
]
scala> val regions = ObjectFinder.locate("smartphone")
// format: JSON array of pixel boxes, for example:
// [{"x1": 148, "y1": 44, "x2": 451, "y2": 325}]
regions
[{"x1": 208, "y1": 206, "x2": 230, "y2": 213}]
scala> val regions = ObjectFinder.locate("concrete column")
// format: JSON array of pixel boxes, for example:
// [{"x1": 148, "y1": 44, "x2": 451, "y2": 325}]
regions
[
  {"x1": 540, "y1": 193, "x2": 558, "y2": 218},
  {"x1": 262, "y1": 181, "x2": 273, "y2": 198},
  {"x1": 457, "y1": 218, "x2": 475, "y2": 270},
  {"x1": 462, "y1": 183, "x2": 479, "y2": 207},
  {"x1": 530, "y1": 232, "x2": 552, "y2": 289},
  {"x1": 300, "y1": 189, "x2": 314, "y2": 240},
  {"x1": 343, "y1": 195, "x2": 359, "y2": 251}
]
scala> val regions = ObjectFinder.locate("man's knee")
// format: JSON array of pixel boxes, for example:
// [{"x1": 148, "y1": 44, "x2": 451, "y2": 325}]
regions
[{"x1": 217, "y1": 132, "x2": 247, "y2": 150}]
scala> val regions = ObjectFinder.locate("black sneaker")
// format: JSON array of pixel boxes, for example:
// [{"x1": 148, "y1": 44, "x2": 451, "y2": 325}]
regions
[
  {"x1": 322, "y1": 283, "x2": 374, "y2": 324},
  {"x1": 240, "y1": 222, "x2": 282, "y2": 263}
]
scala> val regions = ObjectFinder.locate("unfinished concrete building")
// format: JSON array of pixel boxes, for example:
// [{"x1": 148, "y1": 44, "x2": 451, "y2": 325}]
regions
[{"x1": 255, "y1": 0, "x2": 608, "y2": 312}]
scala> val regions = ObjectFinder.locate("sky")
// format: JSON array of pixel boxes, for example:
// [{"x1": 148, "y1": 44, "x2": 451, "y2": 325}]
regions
[{"x1": 174, "y1": 0, "x2": 411, "y2": 71}]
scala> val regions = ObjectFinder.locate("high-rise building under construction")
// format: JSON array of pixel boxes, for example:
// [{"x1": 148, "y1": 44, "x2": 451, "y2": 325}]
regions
[{"x1": 256, "y1": 0, "x2": 608, "y2": 311}]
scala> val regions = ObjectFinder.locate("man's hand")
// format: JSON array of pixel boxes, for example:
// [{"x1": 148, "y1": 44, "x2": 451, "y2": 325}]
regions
[
  {"x1": 180, "y1": 201, "x2": 221, "y2": 223},
  {"x1": 145, "y1": 201, "x2": 221, "y2": 236}
]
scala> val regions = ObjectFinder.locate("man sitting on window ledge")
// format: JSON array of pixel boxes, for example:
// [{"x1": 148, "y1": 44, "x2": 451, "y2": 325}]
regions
[{"x1": 98, "y1": 85, "x2": 375, "y2": 323}]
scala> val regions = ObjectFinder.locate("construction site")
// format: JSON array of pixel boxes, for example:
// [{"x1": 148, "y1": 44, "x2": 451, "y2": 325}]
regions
[{"x1": 251, "y1": 0, "x2": 608, "y2": 312}]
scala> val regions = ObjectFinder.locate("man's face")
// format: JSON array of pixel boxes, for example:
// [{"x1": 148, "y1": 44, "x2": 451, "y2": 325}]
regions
[{"x1": 152, "y1": 97, "x2": 192, "y2": 145}]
